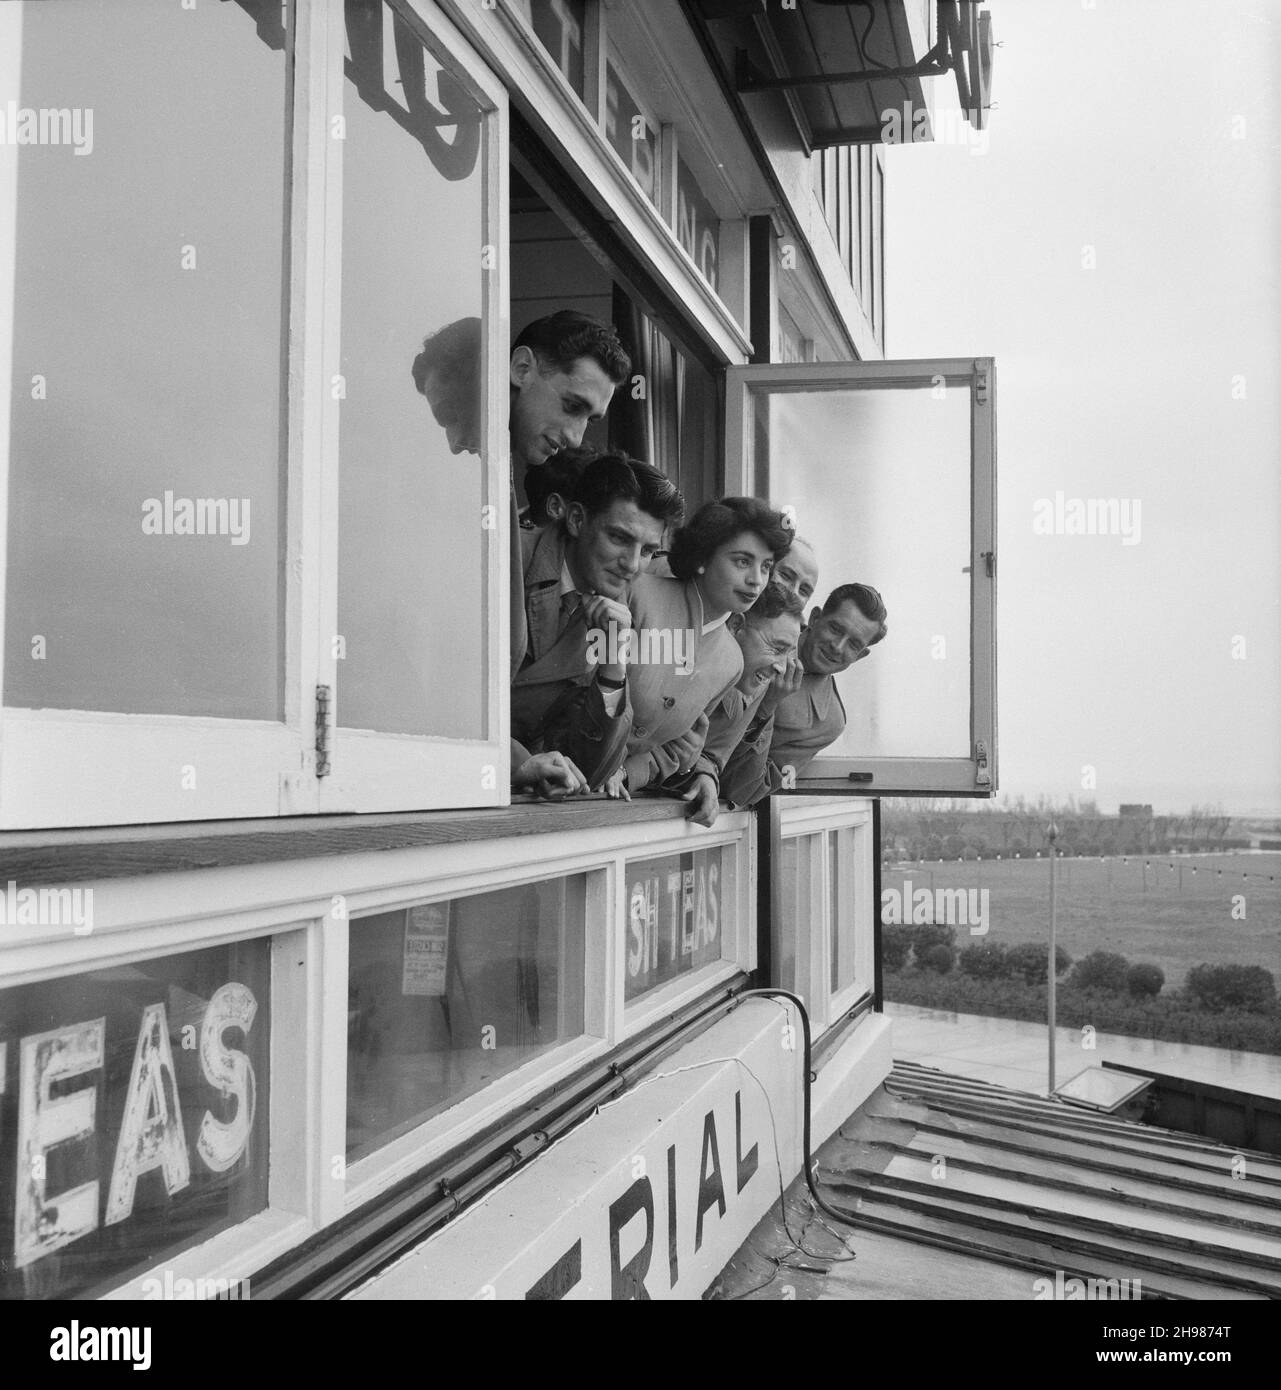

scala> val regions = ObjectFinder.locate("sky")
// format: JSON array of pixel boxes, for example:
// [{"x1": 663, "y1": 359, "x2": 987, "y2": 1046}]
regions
[{"x1": 885, "y1": 0, "x2": 1280, "y2": 816}]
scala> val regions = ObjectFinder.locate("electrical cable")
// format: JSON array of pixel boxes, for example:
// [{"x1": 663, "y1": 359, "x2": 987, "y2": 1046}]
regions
[
  {"x1": 727, "y1": 988, "x2": 867, "y2": 1233},
  {"x1": 595, "y1": 992, "x2": 862, "y2": 1289}
]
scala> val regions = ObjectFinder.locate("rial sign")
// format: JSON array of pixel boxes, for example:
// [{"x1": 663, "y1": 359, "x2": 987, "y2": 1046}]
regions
[
  {"x1": 349, "y1": 1000, "x2": 801, "y2": 1301},
  {"x1": 0, "y1": 944, "x2": 268, "y2": 1297}
]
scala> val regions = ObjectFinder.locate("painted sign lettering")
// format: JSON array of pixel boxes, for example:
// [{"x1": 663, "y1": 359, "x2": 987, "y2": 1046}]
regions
[
  {"x1": 625, "y1": 847, "x2": 723, "y2": 1001},
  {"x1": 1, "y1": 944, "x2": 269, "y2": 1298}
]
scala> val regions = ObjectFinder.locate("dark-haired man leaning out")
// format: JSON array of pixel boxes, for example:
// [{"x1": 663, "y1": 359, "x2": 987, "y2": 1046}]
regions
[{"x1": 512, "y1": 453, "x2": 685, "y2": 789}]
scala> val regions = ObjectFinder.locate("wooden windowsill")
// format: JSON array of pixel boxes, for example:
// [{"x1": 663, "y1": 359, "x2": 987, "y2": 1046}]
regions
[{"x1": 0, "y1": 796, "x2": 694, "y2": 887}]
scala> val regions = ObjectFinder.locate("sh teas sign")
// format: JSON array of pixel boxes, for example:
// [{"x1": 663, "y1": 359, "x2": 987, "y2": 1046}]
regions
[
  {"x1": 0, "y1": 941, "x2": 269, "y2": 1299},
  {"x1": 625, "y1": 846, "x2": 725, "y2": 1002}
]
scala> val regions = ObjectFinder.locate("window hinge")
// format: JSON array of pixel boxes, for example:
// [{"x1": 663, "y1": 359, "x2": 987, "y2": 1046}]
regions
[
  {"x1": 975, "y1": 739, "x2": 991, "y2": 787},
  {"x1": 974, "y1": 361, "x2": 989, "y2": 404},
  {"x1": 315, "y1": 684, "x2": 332, "y2": 778}
]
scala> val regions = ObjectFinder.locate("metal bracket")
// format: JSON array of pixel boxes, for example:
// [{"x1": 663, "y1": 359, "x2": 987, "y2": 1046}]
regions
[
  {"x1": 975, "y1": 739, "x2": 991, "y2": 787},
  {"x1": 315, "y1": 684, "x2": 332, "y2": 779}
]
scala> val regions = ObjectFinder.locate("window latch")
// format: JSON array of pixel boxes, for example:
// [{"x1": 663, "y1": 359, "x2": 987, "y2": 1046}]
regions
[
  {"x1": 975, "y1": 740, "x2": 991, "y2": 787},
  {"x1": 974, "y1": 361, "x2": 990, "y2": 403},
  {"x1": 315, "y1": 684, "x2": 332, "y2": 778}
]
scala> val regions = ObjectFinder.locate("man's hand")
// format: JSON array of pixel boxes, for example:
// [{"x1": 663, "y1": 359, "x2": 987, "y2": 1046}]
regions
[
  {"x1": 762, "y1": 654, "x2": 804, "y2": 712},
  {"x1": 599, "y1": 767, "x2": 631, "y2": 801},
  {"x1": 581, "y1": 593, "x2": 633, "y2": 684},
  {"x1": 681, "y1": 773, "x2": 720, "y2": 828},
  {"x1": 668, "y1": 715, "x2": 707, "y2": 774},
  {"x1": 512, "y1": 751, "x2": 588, "y2": 800}
]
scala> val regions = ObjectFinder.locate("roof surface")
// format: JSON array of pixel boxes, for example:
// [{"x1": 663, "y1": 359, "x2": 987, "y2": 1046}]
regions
[{"x1": 712, "y1": 1061, "x2": 1281, "y2": 1300}]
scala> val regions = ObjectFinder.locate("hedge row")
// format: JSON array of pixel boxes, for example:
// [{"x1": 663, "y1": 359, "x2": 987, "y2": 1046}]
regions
[{"x1": 883, "y1": 969, "x2": 1281, "y2": 1055}]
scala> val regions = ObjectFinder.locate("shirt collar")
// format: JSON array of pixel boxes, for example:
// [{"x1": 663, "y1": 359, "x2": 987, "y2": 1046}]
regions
[{"x1": 693, "y1": 580, "x2": 730, "y2": 636}]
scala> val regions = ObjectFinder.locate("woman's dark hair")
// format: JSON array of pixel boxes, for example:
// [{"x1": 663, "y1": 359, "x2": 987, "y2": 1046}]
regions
[
  {"x1": 822, "y1": 582, "x2": 889, "y2": 646},
  {"x1": 667, "y1": 497, "x2": 794, "y2": 582},
  {"x1": 568, "y1": 453, "x2": 685, "y2": 529}
]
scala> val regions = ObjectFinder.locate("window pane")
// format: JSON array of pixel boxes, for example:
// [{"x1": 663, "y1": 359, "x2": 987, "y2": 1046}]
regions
[
  {"x1": 338, "y1": 3, "x2": 486, "y2": 736},
  {"x1": 347, "y1": 878, "x2": 588, "y2": 1159},
  {"x1": 612, "y1": 292, "x2": 720, "y2": 509},
  {"x1": 859, "y1": 147, "x2": 873, "y2": 307},
  {"x1": 874, "y1": 160, "x2": 884, "y2": 339},
  {"x1": 838, "y1": 147, "x2": 852, "y2": 280},
  {"x1": 3, "y1": 0, "x2": 287, "y2": 718},
  {"x1": 529, "y1": 0, "x2": 586, "y2": 98},
  {"x1": 605, "y1": 60, "x2": 659, "y2": 207},
  {"x1": 625, "y1": 846, "x2": 729, "y2": 1003},
  {"x1": 777, "y1": 832, "x2": 820, "y2": 1001},
  {"x1": 830, "y1": 827, "x2": 858, "y2": 994},
  {"x1": 0, "y1": 940, "x2": 271, "y2": 1299},
  {"x1": 757, "y1": 386, "x2": 972, "y2": 758},
  {"x1": 675, "y1": 153, "x2": 720, "y2": 292}
]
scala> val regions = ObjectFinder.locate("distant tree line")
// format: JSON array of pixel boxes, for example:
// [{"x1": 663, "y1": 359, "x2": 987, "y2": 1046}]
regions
[
  {"x1": 883, "y1": 924, "x2": 1281, "y2": 1054},
  {"x1": 881, "y1": 796, "x2": 1247, "y2": 860}
]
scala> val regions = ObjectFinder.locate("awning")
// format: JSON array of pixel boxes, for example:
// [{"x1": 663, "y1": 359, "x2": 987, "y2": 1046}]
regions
[{"x1": 690, "y1": 0, "x2": 994, "y2": 149}]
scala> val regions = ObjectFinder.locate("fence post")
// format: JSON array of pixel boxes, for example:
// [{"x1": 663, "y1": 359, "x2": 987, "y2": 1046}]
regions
[{"x1": 1048, "y1": 821, "x2": 1059, "y2": 1096}]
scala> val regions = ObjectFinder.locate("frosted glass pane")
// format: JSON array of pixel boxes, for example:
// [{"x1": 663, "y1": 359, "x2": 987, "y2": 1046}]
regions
[
  {"x1": 759, "y1": 386, "x2": 971, "y2": 759},
  {"x1": 3, "y1": 0, "x2": 286, "y2": 718},
  {"x1": 337, "y1": 5, "x2": 486, "y2": 737}
]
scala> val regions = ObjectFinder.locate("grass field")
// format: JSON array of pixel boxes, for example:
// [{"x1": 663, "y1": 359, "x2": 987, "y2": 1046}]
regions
[{"x1": 882, "y1": 851, "x2": 1281, "y2": 990}]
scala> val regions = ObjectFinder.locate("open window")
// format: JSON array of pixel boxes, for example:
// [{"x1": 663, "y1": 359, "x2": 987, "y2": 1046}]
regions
[
  {"x1": 0, "y1": 0, "x2": 512, "y2": 827},
  {"x1": 725, "y1": 358, "x2": 997, "y2": 796}
]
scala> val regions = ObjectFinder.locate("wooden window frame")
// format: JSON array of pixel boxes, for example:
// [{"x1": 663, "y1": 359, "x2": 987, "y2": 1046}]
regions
[
  {"x1": 0, "y1": 0, "x2": 512, "y2": 829},
  {"x1": 1, "y1": 806, "x2": 755, "y2": 1293},
  {"x1": 724, "y1": 357, "x2": 998, "y2": 797},
  {"x1": 772, "y1": 797, "x2": 874, "y2": 1035}
]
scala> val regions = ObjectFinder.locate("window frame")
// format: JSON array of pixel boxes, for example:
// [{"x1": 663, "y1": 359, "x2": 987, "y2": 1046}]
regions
[
  {"x1": 0, "y1": 0, "x2": 513, "y2": 829},
  {"x1": 0, "y1": 0, "x2": 311, "y2": 831},
  {"x1": 772, "y1": 796, "x2": 874, "y2": 1035},
  {"x1": 724, "y1": 356, "x2": 998, "y2": 797},
  {"x1": 618, "y1": 816, "x2": 754, "y2": 1035},
  {"x1": 316, "y1": 0, "x2": 512, "y2": 813},
  {"x1": 601, "y1": 39, "x2": 662, "y2": 212},
  {"x1": 0, "y1": 887, "x2": 318, "y2": 1302},
  {"x1": 0, "y1": 806, "x2": 757, "y2": 1295}
]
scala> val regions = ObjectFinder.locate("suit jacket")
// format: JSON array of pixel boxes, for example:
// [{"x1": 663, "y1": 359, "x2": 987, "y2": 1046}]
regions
[
  {"x1": 510, "y1": 525, "x2": 632, "y2": 785},
  {"x1": 623, "y1": 572, "x2": 743, "y2": 792},
  {"x1": 719, "y1": 672, "x2": 846, "y2": 807},
  {"x1": 702, "y1": 682, "x2": 768, "y2": 776}
]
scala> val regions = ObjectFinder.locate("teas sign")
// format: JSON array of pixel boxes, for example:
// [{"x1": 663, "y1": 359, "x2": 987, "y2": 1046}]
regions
[
  {"x1": 0, "y1": 942, "x2": 270, "y2": 1299},
  {"x1": 626, "y1": 846, "x2": 724, "y2": 1002}
]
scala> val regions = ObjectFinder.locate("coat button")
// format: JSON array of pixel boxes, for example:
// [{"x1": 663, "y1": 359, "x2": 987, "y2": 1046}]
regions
[
  {"x1": 662, "y1": 696, "x2": 676, "y2": 708},
  {"x1": 634, "y1": 726, "x2": 646, "y2": 738}
]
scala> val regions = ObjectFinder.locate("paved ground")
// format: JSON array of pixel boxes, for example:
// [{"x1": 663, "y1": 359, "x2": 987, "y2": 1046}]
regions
[{"x1": 886, "y1": 1002, "x2": 1281, "y2": 1100}]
